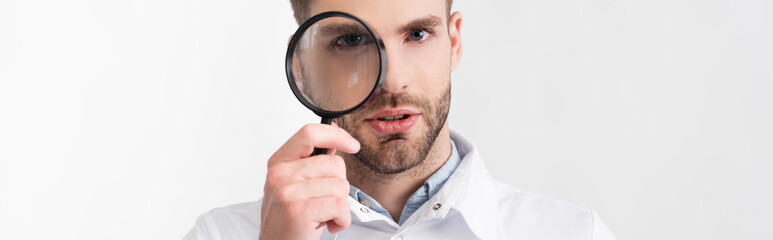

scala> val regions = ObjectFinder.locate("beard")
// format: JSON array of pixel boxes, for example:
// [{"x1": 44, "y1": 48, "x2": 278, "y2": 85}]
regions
[{"x1": 335, "y1": 82, "x2": 451, "y2": 175}]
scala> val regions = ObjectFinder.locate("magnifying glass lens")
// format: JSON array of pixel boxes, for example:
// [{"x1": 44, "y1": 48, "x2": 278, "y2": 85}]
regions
[{"x1": 291, "y1": 16, "x2": 381, "y2": 112}]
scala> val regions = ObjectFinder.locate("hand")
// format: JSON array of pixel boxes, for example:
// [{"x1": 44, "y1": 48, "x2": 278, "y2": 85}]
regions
[{"x1": 259, "y1": 123, "x2": 360, "y2": 240}]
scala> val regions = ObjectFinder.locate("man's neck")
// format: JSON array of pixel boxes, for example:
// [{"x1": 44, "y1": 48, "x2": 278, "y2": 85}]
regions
[{"x1": 346, "y1": 126, "x2": 452, "y2": 222}]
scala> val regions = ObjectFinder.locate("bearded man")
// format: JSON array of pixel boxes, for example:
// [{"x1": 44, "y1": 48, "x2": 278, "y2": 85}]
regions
[{"x1": 185, "y1": 0, "x2": 616, "y2": 239}]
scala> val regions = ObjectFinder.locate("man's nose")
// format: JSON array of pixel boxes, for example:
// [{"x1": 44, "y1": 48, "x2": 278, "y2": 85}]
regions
[{"x1": 380, "y1": 46, "x2": 409, "y2": 94}]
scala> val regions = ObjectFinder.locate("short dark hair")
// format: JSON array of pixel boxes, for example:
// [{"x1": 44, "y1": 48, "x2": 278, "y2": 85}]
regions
[{"x1": 289, "y1": 0, "x2": 454, "y2": 24}]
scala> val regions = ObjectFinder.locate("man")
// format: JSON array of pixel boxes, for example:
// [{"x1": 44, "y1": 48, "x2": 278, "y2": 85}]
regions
[{"x1": 185, "y1": 0, "x2": 616, "y2": 239}]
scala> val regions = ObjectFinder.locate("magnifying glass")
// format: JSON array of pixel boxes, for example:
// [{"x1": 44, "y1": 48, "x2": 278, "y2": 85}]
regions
[{"x1": 285, "y1": 11, "x2": 387, "y2": 156}]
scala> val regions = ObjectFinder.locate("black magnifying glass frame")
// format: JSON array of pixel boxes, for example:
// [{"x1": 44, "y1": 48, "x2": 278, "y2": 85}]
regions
[{"x1": 285, "y1": 11, "x2": 387, "y2": 155}]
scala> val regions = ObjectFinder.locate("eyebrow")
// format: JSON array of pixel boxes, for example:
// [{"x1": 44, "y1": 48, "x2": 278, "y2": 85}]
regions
[
  {"x1": 315, "y1": 23, "x2": 369, "y2": 38},
  {"x1": 398, "y1": 15, "x2": 443, "y2": 33}
]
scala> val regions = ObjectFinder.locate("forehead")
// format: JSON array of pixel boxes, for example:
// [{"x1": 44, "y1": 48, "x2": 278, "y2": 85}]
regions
[{"x1": 308, "y1": 0, "x2": 447, "y2": 32}]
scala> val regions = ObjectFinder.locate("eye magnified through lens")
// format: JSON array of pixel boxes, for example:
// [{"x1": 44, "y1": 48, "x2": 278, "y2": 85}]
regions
[{"x1": 285, "y1": 11, "x2": 387, "y2": 155}]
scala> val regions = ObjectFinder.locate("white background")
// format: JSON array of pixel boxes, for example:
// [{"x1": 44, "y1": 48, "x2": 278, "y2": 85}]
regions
[{"x1": 1, "y1": 0, "x2": 771, "y2": 239}]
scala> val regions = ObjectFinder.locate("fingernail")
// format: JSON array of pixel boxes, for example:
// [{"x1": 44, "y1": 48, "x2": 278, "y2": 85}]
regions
[{"x1": 351, "y1": 138, "x2": 359, "y2": 150}]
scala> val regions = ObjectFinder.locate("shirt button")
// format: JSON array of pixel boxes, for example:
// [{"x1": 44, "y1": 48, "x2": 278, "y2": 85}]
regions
[
  {"x1": 432, "y1": 203, "x2": 442, "y2": 210},
  {"x1": 394, "y1": 236, "x2": 404, "y2": 240},
  {"x1": 360, "y1": 199, "x2": 371, "y2": 208},
  {"x1": 360, "y1": 207, "x2": 369, "y2": 213}
]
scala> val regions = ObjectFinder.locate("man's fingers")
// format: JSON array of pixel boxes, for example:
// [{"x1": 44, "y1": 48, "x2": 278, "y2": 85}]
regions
[
  {"x1": 306, "y1": 197, "x2": 352, "y2": 233},
  {"x1": 285, "y1": 155, "x2": 348, "y2": 180},
  {"x1": 269, "y1": 124, "x2": 360, "y2": 166},
  {"x1": 265, "y1": 155, "x2": 347, "y2": 190},
  {"x1": 274, "y1": 178, "x2": 350, "y2": 201}
]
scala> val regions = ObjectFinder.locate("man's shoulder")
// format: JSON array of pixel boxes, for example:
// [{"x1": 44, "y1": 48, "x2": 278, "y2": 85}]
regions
[
  {"x1": 492, "y1": 180, "x2": 593, "y2": 218},
  {"x1": 208, "y1": 200, "x2": 262, "y2": 216},
  {"x1": 488, "y1": 180, "x2": 610, "y2": 239},
  {"x1": 184, "y1": 200, "x2": 262, "y2": 240},
  {"x1": 205, "y1": 200, "x2": 263, "y2": 226}
]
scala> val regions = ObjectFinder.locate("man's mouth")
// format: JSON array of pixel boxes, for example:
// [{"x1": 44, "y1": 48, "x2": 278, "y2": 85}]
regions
[
  {"x1": 376, "y1": 115, "x2": 410, "y2": 121},
  {"x1": 364, "y1": 109, "x2": 420, "y2": 135}
]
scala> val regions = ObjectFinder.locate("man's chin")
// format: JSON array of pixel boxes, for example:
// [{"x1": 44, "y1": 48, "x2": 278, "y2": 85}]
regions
[
  {"x1": 361, "y1": 134, "x2": 412, "y2": 150},
  {"x1": 356, "y1": 147, "x2": 423, "y2": 175},
  {"x1": 370, "y1": 129, "x2": 423, "y2": 145},
  {"x1": 341, "y1": 117, "x2": 436, "y2": 175},
  {"x1": 350, "y1": 134, "x2": 428, "y2": 172}
]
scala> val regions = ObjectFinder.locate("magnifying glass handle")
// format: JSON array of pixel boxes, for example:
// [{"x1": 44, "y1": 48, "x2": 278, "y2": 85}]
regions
[{"x1": 311, "y1": 117, "x2": 333, "y2": 156}]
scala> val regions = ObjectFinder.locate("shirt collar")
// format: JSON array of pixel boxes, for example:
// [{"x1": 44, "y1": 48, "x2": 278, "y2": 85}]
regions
[
  {"x1": 421, "y1": 130, "x2": 505, "y2": 239},
  {"x1": 345, "y1": 130, "x2": 505, "y2": 239},
  {"x1": 424, "y1": 139, "x2": 461, "y2": 198},
  {"x1": 349, "y1": 139, "x2": 463, "y2": 225}
]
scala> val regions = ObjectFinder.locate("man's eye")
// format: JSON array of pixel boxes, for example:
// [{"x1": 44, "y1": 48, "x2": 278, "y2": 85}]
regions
[
  {"x1": 336, "y1": 34, "x2": 364, "y2": 46},
  {"x1": 408, "y1": 30, "x2": 429, "y2": 41}
]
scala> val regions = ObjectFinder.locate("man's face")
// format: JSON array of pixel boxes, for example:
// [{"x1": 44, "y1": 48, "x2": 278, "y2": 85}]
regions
[{"x1": 307, "y1": 0, "x2": 460, "y2": 174}]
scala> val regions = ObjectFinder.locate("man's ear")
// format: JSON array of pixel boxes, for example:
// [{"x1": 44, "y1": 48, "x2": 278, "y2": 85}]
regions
[
  {"x1": 288, "y1": 34, "x2": 293, "y2": 45},
  {"x1": 448, "y1": 11, "x2": 463, "y2": 72}
]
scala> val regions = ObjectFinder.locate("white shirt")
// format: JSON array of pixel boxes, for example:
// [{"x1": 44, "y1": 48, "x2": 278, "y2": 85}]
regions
[{"x1": 184, "y1": 130, "x2": 616, "y2": 240}]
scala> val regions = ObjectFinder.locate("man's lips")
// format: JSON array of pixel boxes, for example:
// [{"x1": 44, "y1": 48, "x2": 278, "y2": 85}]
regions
[
  {"x1": 366, "y1": 109, "x2": 419, "y2": 120},
  {"x1": 364, "y1": 109, "x2": 420, "y2": 135}
]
